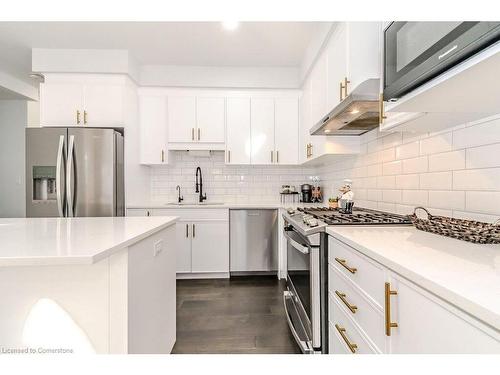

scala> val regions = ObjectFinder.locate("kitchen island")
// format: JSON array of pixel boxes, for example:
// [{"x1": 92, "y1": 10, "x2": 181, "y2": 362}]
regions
[{"x1": 0, "y1": 216, "x2": 178, "y2": 354}]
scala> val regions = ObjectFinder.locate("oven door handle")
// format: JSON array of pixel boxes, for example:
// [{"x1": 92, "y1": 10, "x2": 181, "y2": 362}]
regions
[
  {"x1": 283, "y1": 291, "x2": 314, "y2": 354},
  {"x1": 284, "y1": 230, "x2": 310, "y2": 255}
]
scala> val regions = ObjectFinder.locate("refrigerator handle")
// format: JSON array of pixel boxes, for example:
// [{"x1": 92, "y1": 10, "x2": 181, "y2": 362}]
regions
[
  {"x1": 56, "y1": 135, "x2": 65, "y2": 217},
  {"x1": 66, "y1": 135, "x2": 75, "y2": 217}
]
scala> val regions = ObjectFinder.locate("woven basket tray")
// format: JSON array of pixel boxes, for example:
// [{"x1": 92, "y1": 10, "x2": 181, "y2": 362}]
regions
[{"x1": 408, "y1": 207, "x2": 500, "y2": 244}]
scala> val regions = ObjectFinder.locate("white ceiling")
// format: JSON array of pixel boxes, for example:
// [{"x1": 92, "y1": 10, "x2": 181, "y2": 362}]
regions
[{"x1": 0, "y1": 22, "x2": 326, "y2": 87}]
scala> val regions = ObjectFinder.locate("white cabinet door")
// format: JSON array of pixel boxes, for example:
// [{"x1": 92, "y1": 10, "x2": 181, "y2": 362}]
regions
[
  {"x1": 196, "y1": 97, "x2": 225, "y2": 143},
  {"x1": 327, "y1": 23, "x2": 348, "y2": 109},
  {"x1": 275, "y1": 98, "x2": 299, "y2": 165},
  {"x1": 139, "y1": 95, "x2": 168, "y2": 165},
  {"x1": 191, "y1": 221, "x2": 229, "y2": 273},
  {"x1": 388, "y1": 272, "x2": 500, "y2": 354},
  {"x1": 347, "y1": 22, "x2": 381, "y2": 93},
  {"x1": 83, "y1": 84, "x2": 124, "y2": 127},
  {"x1": 299, "y1": 77, "x2": 312, "y2": 163},
  {"x1": 250, "y1": 98, "x2": 275, "y2": 165},
  {"x1": 175, "y1": 222, "x2": 192, "y2": 273},
  {"x1": 310, "y1": 50, "x2": 328, "y2": 126},
  {"x1": 40, "y1": 82, "x2": 83, "y2": 126},
  {"x1": 168, "y1": 96, "x2": 196, "y2": 143},
  {"x1": 226, "y1": 97, "x2": 251, "y2": 164}
]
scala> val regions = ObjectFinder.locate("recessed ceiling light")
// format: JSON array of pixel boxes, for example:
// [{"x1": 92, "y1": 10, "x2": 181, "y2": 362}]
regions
[
  {"x1": 222, "y1": 21, "x2": 239, "y2": 31},
  {"x1": 324, "y1": 129, "x2": 331, "y2": 133},
  {"x1": 29, "y1": 73, "x2": 45, "y2": 82},
  {"x1": 350, "y1": 109, "x2": 360, "y2": 114}
]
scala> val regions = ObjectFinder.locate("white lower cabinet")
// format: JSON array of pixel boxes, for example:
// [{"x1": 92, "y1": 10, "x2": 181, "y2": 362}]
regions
[
  {"x1": 131, "y1": 208, "x2": 230, "y2": 277},
  {"x1": 327, "y1": 236, "x2": 500, "y2": 354}
]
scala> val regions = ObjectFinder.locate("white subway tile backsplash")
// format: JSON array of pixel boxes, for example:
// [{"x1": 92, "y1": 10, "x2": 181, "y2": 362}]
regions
[
  {"x1": 402, "y1": 190, "x2": 428, "y2": 206},
  {"x1": 466, "y1": 143, "x2": 500, "y2": 169},
  {"x1": 419, "y1": 133, "x2": 452, "y2": 155},
  {"x1": 402, "y1": 156, "x2": 428, "y2": 174},
  {"x1": 453, "y1": 116, "x2": 500, "y2": 149},
  {"x1": 382, "y1": 189, "x2": 402, "y2": 203},
  {"x1": 428, "y1": 150, "x2": 465, "y2": 172},
  {"x1": 453, "y1": 209, "x2": 499, "y2": 224},
  {"x1": 378, "y1": 148, "x2": 396, "y2": 163},
  {"x1": 376, "y1": 175, "x2": 396, "y2": 189},
  {"x1": 395, "y1": 174, "x2": 419, "y2": 189},
  {"x1": 453, "y1": 168, "x2": 500, "y2": 191},
  {"x1": 395, "y1": 141, "x2": 419, "y2": 160},
  {"x1": 465, "y1": 191, "x2": 500, "y2": 216},
  {"x1": 382, "y1": 160, "x2": 402, "y2": 176},
  {"x1": 428, "y1": 191, "x2": 465, "y2": 210},
  {"x1": 420, "y1": 172, "x2": 452, "y2": 190}
]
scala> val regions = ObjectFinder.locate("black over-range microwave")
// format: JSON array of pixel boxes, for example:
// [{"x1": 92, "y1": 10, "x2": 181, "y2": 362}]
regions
[{"x1": 383, "y1": 22, "x2": 500, "y2": 101}]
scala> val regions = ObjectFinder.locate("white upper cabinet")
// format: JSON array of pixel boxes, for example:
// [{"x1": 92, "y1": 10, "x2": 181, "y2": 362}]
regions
[
  {"x1": 196, "y1": 97, "x2": 225, "y2": 143},
  {"x1": 326, "y1": 23, "x2": 348, "y2": 109},
  {"x1": 167, "y1": 95, "x2": 197, "y2": 143},
  {"x1": 310, "y1": 50, "x2": 328, "y2": 126},
  {"x1": 138, "y1": 95, "x2": 168, "y2": 165},
  {"x1": 275, "y1": 98, "x2": 299, "y2": 165},
  {"x1": 83, "y1": 84, "x2": 124, "y2": 127},
  {"x1": 226, "y1": 97, "x2": 251, "y2": 164},
  {"x1": 40, "y1": 82, "x2": 84, "y2": 126},
  {"x1": 250, "y1": 98, "x2": 275, "y2": 165},
  {"x1": 40, "y1": 78, "x2": 126, "y2": 127}
]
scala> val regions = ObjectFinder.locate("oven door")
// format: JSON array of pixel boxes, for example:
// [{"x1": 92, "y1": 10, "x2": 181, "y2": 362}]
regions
[
  {"x1": 283, "y1": 226, "x2": 320, "y2": 354},
  {"x1": 384, "y1": 21, "x2": 500, "y2": 100}
]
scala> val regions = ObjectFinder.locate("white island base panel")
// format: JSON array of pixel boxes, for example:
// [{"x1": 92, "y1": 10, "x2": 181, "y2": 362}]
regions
[{"x1": 0, "y1": 225, "x2": 176, "y2": 354}]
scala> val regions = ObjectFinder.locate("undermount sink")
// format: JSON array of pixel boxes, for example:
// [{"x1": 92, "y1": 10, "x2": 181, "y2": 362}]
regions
[{"x1": 165, "y1": 202, "x2": 225, "y2": 206}]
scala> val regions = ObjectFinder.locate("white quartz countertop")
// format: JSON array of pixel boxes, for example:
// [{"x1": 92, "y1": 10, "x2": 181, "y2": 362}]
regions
[
  {"x1": 326, "y1": 226, "x2": 500, "y2": 330},
  {"x1": 127, "y1": 202, "x2": 324, "y2": 210},
  {"x1": 0, "y1": 216, "x2": 178, "y2": 267}
]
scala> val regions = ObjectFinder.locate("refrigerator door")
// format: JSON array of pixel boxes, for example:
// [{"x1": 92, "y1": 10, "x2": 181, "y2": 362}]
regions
[
  {"x1": 67, "y1": 128, "x2": 117, "y2": 217},
  {"x1": 26, "y1": 128, "x2": 67, "y2": 217}
]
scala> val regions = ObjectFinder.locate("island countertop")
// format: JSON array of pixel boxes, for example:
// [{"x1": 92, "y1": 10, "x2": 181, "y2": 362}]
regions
[
  {"x1": 326, "y1": 226, "x2": 500, "y2": 330},
  {"x1": 0, "y1": 216, "x2": 178, "y2": 267}
]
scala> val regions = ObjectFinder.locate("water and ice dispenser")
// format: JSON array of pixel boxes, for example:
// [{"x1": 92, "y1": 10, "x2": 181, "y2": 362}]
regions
[{"x1": 32, "y1": 166, "x2": 57, "y2": 201}]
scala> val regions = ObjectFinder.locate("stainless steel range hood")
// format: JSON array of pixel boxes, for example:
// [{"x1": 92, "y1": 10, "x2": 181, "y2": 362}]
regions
[{"x1": 310, "y1": 79, "x2": 380, "y2": 136}]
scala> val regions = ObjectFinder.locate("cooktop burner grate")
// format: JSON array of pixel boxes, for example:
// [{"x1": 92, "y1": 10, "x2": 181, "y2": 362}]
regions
[{"x1": 296, "y1": 207, "x2": 412, "y2": 225}]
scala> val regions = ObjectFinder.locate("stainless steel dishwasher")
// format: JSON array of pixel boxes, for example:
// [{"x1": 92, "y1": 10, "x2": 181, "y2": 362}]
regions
[{"x1": 230, "y1": 209, "x2": 278, "y2": 274}]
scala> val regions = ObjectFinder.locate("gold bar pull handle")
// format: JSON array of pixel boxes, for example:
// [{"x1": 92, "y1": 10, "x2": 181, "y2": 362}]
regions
[
  {"x1": 83, "y1": 110, "x2": 88, "y2": 124},
  {"x1": 192, "y1": 128, "x2": 195, "y2": 141},
  {"x1": 198, "y1": 128, "x2": 200, "y2": 141},
  {"x1": 76, "y1": 110, "x2": 81, "y2": 124},
  {"x1": 339, "y1": 81, "x2": 343, "y2": 101},
  {"x1": 161, "y1": 149, "x2": 165, "y2": 163},
  {"x1": 335, "y1": 290, "x2": 358, "y2": 314},
  {"x1": 335, "y1": 324, "x2": 357, "y2": 353},
  {"x1": 192, "y1": 223, "x2": 195, "y2": 238},
  {"x1": 385, "y1": 282, "x2": 398, "y2": 336},
  {"x1": 343, "y1": 77, "x2": 350, "y2": 99},
  {"x1": 186, "y1": 223, "x2": 189, "y2": 238},
  {"x1": 271, "y1": 150, "x2": 274, "y2": 163},
  {"x1": 276, "y1": 150, "x2": 279, "y2": 163},
  {"x1": 335, "y1": 257, "x2": 357, "y2": 274},
  {"x1": 379, "y1": 93, "x2": 387, "y2": 125},
  {"x1": 227, "y1": 150, "x2": 231, "y2": 163}
]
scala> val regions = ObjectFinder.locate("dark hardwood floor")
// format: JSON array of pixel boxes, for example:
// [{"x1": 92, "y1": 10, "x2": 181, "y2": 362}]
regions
[{"x1": 172, "y1": 276, "x2": 301, "y2": 354}]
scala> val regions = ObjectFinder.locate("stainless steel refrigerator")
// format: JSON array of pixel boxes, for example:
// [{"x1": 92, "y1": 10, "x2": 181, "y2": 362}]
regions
[{"x1": 26, "y1": 127, "x2": 124, "y2": 218}]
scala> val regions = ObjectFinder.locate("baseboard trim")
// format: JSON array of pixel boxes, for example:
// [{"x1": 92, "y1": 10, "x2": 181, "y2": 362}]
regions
[{"x1": 176, "y1": 272, "x2": 230, "y2": 280}]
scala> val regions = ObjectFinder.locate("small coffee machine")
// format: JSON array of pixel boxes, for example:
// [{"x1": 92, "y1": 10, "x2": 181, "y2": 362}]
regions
[{"x1": 300, "y1": 184, "x2": 312, "y2": 203}]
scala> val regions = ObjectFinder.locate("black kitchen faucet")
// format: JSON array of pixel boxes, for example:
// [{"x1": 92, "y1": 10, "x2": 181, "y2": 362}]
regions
[{"x1": 195, "y1": 167, "x2": 207, "y2": 203}]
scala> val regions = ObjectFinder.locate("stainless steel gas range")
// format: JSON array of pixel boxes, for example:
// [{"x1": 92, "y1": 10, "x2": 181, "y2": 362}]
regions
[{"x1": 282, "y1": 206, "x2": 411, "y2": 354}]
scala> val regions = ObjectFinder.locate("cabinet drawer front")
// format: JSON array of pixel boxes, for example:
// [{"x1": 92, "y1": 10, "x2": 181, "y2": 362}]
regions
[
  {"x1": 152, "y1": 208, "x2": 229, "y2": 221},
  {"x1": 329, "y1": 296, "x2": 377, "y2": 354},
  {"x1": 329, "y1": 236, "x2": 385, "y2": 307},
  {"x1": 329, "y1": 265, "x2": 385, "y2": 352},
  {"x1": 328, "y1": 322, "x2": 352, "y2": 354}
]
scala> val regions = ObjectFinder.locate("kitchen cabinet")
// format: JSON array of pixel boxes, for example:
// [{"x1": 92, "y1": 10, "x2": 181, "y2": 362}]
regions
[
  {"x1": 226, "y1": 97, "x2": 251, "y2": 164},
  {"x1": 191, "y1": 221, "x2": 229, "y2": 273},
  {"x1": 250, "y1": 98, "x2": 275, "y2": 165},
  {"x1": 196, "y1": 97, "x2": 225, "y2": 143},
  {"x1": 138, "y1": 95, "x2": 168, "y2": 165},
  {"x1": 147, "y1": 208, "x2": 230, "y2": 277},
  {"x1": 327, "y1": 235, "x2": 500, "y2": 354},
  {"x1": 167, "y1": 95, "x2": 197, "y2": 143},
  {"x1": 387, "y1": 272, "x2": 500, "y2": 354},
  {"x1": 310, "y1": 51, "x2": 328, "y2": 126},
  {"x1": 40, "y1": 81, "x2": 124, "y2": 127},
  {"x1": 326, "y1": 23, "x2": 348, "y2": 109},
  {"x1": 274, "y1": 98, "x2": 299, "y2": 164},
  {"x1": 126, "y1": 208, "x2": 153, "y2": 217}
]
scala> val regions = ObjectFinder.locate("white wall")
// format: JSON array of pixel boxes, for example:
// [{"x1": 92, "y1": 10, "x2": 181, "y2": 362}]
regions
[
  {"x1": 317, "y1": 114, "x2": 500, "y2": 223},
  {"x1": 0, "y1": 100, "x2": 27, "y2": 217},
  {"x1": 150, "y1": 151, "x2": 315, "y2": 204}
]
